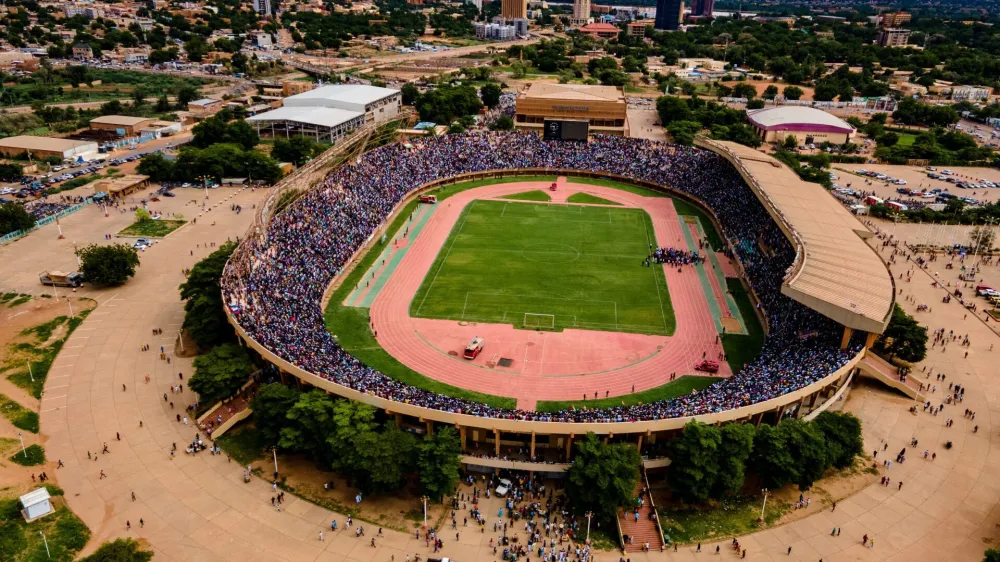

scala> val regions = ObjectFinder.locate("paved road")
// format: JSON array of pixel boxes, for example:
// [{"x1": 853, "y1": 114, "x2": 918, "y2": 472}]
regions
[{"x1": 2, "y1": 177, "x2": 999, "y2": 560}]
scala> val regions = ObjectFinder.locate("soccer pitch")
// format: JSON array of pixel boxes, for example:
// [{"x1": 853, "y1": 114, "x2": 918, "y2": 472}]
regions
[{"x1": 410, "y1": 199, "x2": 676, "y2": 335}]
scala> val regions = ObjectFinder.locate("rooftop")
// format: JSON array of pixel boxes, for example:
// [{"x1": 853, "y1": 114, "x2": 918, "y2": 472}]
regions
[
  {"x1": 189, "y1": 98, "x2": 221, "y2": 106},
  {"x1": 89, "y1": 115, "x2": 155, "y2": 127},
  {"x1": 698, "y1": 139, "x2": 894, "y2": 333},
  {"x1": 747, "y1": 106, "x2": 855, "y2": 134},
  {"x1": 519, "y1": 82, "x2": 626, "y2": 103},
  {"x1": 283, "y1": 84, "x2": 401, "y2": 106},
  {"x1": 0, "y1": 136, "x2": 95, "y2": 152},
  {"x1": 579, "y1": 23, "x2": 620, "y2": 32},
  {"x1": 246, "y1": 106, "x2": 365, "y2": 129}
]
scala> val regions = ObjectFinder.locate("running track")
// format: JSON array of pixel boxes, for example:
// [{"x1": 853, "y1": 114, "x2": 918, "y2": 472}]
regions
[{"x1": 368, "y1": 181, "x2": 729, "y2": 410}]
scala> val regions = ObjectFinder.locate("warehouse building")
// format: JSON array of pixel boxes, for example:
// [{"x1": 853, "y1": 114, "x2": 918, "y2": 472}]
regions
[
  {"x1": 0, "y1": 136, "x2": 98, "y2": 160},
  {"x1": 281, "y1": 84, "x2": 402, "y2": 124},
  {"x1": 746, "y1": 106, "x2": 855, "y2": 145},
  {"x1": 89, "y1": 115, "x2": 157, "y2": 136},
  {"x1": 247, "y1": 84, "x2": 401, "y2": 141},
  {"x1": 514, "y1": 83, "x2": 629, "y2": 136}
]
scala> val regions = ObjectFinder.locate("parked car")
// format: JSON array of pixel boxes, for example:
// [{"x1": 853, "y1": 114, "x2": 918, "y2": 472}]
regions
[{"x1": 495, "y1": 479, "x2": 512, "y2": 497}]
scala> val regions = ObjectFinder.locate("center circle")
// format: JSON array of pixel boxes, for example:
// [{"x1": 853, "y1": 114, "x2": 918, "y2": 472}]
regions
[{"x1": 520, "y1": 242, "x2": 581, "y2": 263}]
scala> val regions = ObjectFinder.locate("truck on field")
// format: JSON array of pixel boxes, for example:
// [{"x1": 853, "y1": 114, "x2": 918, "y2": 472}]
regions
[{"x1": 39, "y1": 271, "x2": 84, "y2": 288}]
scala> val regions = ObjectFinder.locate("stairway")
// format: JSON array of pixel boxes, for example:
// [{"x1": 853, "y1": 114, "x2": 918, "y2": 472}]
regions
[{"x1": 618, "y1": 480, "x2": 663, "y2": 553}]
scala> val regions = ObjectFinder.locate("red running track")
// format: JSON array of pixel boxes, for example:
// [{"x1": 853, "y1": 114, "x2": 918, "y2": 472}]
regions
[{"x1": 368, "y1": 181, "x2": 730, "y2": 410}]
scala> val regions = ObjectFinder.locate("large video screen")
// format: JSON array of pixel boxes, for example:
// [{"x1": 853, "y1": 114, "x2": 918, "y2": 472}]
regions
[{"x1": 543, "y1": 119, "x2": 589, "y2": 141}]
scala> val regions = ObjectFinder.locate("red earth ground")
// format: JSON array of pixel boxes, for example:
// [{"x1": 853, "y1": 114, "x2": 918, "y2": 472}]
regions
[{"x1": 367, "y1": 181, "x2": 730, "y2": 411}]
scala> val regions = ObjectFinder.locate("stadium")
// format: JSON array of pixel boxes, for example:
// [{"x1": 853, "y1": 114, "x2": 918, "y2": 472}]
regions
[{"x1": 221, "y1": 131, "x2": 896, "y2": 471}]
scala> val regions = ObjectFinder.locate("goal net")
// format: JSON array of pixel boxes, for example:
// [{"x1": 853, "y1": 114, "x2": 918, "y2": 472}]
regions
[{"x1": 524, "y1": 313, "x2": 555, "y2": 329}]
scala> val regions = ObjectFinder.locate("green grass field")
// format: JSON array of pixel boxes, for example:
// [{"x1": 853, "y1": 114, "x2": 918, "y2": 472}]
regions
[
  {"x1": 500, "y1": 190, "x2": 551, "y2": 202},
  {"x1": 566, "y1": 192, "x2": 622, "y2": 206},
  {"x1": 410, "y1": 200, "x2": 676, "y2": 335}
]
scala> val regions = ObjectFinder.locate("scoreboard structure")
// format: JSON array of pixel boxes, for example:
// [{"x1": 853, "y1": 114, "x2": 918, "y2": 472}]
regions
[{"x1": 543, "y1": 119, "x2": 590, "y2": 142}]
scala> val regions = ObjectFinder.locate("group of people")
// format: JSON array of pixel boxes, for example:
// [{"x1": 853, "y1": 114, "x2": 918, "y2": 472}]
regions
[
  {"x1": 221, "y1": 132, "x2": 856, "y2": 422},
  {"x1": 645, "y1": 246, "x2": 702, "y2": 267}
]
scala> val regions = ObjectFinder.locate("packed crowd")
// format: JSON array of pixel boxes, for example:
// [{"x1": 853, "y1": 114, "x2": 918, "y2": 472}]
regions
[
  {"x1": 647, "y1": 247, "x2": 702, "y2": 266},
  {"x1": 23, "y1": 199, "x2": 73, "y2": 221},
  {"x1": 222, "y1": 132, "x2": 859, "y2": 423}
]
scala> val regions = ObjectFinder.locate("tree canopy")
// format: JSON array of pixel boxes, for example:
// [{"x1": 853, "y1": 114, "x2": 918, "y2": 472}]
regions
[
  {"x1": 189, "y1": 343, "x2": 254, "y2": 406},
  {"x1": 75, "y1": 243, "x2": 140, "y2": 287},
  {"x1": 566, "y1": 432, "x2": 641, "y2": 520},
  {"x1": 179, "y1": 241, "x2": 237, "y2": 349},
  {"x1": 873, "y1": 304, "x2": 928, "y2": 363},
  {"x1": 0, "y1": 202, "x2": 35, "y2": 236},
  {"x1": 418, "y1": 426, "x2": 463, "y2": 501}
]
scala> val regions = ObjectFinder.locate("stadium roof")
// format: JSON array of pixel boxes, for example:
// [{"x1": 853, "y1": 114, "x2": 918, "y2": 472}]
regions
[
  {"x1": 246, "y1": 106, "x2": 365, "y2": 129},
  {"x1": 698, "y1": 139, "x2": 894, "y2": 334},
  {"x1": 283, "y1": 84, "x2": 401, "y2": 107},
  {"x1": 0, "y1": 136, "x2": 96, "y2": 152},
  {"x1": 747, "y1": 106, "x2": 855, "y2": 134},
  {"x1": 519, "y1": 83, "x2": 626, "y2": 103}
]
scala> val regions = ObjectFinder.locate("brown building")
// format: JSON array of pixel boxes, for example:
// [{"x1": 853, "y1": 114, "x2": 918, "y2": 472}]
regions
[
  {"x1": 578, "y1": 22, "x2": 619, "y2": 39},
  {"x1": 89, "y1": 115, "x2": 156, "y2": 136},
  {"x1": 0, "y1": 136, "x2": 97, "y2": 160},
  {"x1": 875, "y1": 28, "x2": 911, "y2": 48},
  {"x1": 187, "y1": 98, "x2": 224, "y2": 115},
  {"x1": 501, "y1": 0, "x2": 526, "y2": 20},
  {"x1": 94, "y1": 175, "x2": 151, "y2": 199},
  {"x1": 514, "y1": 83, "x2": 628, "y2": 136},
  {"x1": 282, "y1": 80, "x2": 315, "y2": 97},
  {"x1": 626, "y1": 21, "x2": 647, "y2": 38},
  {"x1": 879, "y1": 11, "x2": 911, "y2": 28}
]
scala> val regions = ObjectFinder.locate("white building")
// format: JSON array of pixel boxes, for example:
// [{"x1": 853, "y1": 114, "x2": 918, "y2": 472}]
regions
[
  {"x1": 248, "y1": 84, "x2": 401, "y2": 141},
  {"x1": 951, "y1": 86, "x2": 991, "y2": 102},
  {"x1": 476, "y1": 22, "x2": 517, "y2": 41},
  {"x1": 19, "y1": 488, "x2": 53, "y2": 522},
  {"x1": 64, "y1": 3, "x2": 104, "y2": 19}
]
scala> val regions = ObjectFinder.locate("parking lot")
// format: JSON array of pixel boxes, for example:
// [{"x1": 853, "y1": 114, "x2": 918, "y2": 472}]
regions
[{"x1": 832, "y1": 162, "x2": 1000, "y2": 205}]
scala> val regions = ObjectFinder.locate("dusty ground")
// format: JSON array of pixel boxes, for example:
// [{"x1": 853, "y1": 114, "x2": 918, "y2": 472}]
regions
[{"x1": 250, "y1": 454, "x2": 450, "y2": 533}]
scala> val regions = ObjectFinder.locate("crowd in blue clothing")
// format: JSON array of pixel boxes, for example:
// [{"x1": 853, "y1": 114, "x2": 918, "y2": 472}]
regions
[
  {"x1": 649, "y1": 247, "x2": 702, "y2": 266},
  {"x1": 221, "y1": 132, "x2": 858, "y2": 423}
]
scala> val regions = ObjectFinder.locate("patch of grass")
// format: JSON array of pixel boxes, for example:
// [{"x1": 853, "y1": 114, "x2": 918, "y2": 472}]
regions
[
  {"x1": 565, "y1": 177, "x2": 670, "y2": 198},
  {"x1": 0, "y1": 292, "x2": 17, "y2": 304},
  {"x1": 671, "y1": 199, "x2": 724, "y2": 251},
  {"x1": 536, "y1": 375, "x2": 716, "y2": 412},
  {"x1": 8, "y1": 444, "x2": 45, "y2": 466},
  {"x1": 660, "y1": 495, "x2": 789, "y2": 545},
  {"x1": 0, "y1": 493, "x2": 90, "y2": 561},
  {"x1": 895, "y1": 133, "x2": 917, "y2": 147},
  {"x1": 117, "y1": 219, "x2": 186, "y2": 237},
  {"x1": 0, "y1": 395, "x2": 38, "y2": 432},
  {"x1": 4, "y1": 312, "x2": 91, "y2": 399},
  {"x1": 8, "y1": 295, "x2": 30, "y2": 308},
  {"x1": 500, "y1": 189, "x2": 551, "y2": 202},
  {"x1": 566, "y1": 192, "x2": 622, "y2": 205},
  {"x1": 411, "y1": 200, "x2": 676, "y2": 335},
  {"x1": 215, "y1": 424, "x2": 266, "y2": 466},
  {"x1": 720, "y1": 279, "x2": 765, "y2": 374}
]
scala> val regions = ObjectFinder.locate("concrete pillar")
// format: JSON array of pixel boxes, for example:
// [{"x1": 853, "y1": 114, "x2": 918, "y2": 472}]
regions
[
  {"x1": 425, "y1": 420, "x2": 433, "y2": 436},
  {"x1": 394, "y1": 413, "x2": 403, "y2": 429},
  {"x1": 840, "y1": 326, "x2": 854, "y2": 350},
  {"x1": 809, "y1": 392, "x2": 819, "y2": 408},
  {"x1": 494, "y1": 429, "x2": 501, "y2": 456},
  {"x1": 636, "y1": 434, "x2": 643, "y2": 451},
  {"x1": 776, "y1": 404, "x2": 786, "y2": 420},
  {"x1": 459, "y1": 425, "x2": 467, "y2": 451},
  {"x1": 530, "y1": 432, "x2": 536, "y2": 460},
  {"x1": 796, "y1": 396, "x2": 808, "y2": 418},
  {"x1": 565, "y1": 434, "x2": 574, "y2": 460},
  {"x1": 754, "y1": 412, "x2": 765, "y2": 427},
  {"x1": 865, "y1": 331, "x2": 878, "y2": 349}
]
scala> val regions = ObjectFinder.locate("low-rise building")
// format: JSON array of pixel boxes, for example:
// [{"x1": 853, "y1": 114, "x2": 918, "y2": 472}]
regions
[
  {"x1": 746, "y1": 106, "x2": 855, "y2": 145},
  {"x1": 282, "y1": 80, "x2": 315, "y2": 97},
  {"x1": 0, "y1": 136, "x2": 98, "y2": 160},
  {"x1": 578, "y1": 22, "x2": 619, "y2": 39},
  {"x1": 94, "y1": 175, "x2": 151, "y2": 199},
  {"x1": 72, "y1": 43, "x2": 93, "y2": 60},
  {"x1": 951, "y1": 86, "x2": 992, "y2": 102},
  {"x1": 875, "y1": 28, "x2": 911, "y2": 48},
  {"x1": 514, "y1": 82, "x2": 628, "y2": 136},
  {"x1": 90, "y1": 115, "x2": 157, "y2": 136},
  {"x1": 626, "y1": 21, "x2": 647, "y2": 37},
  {"x1": 187, "y1": 98, "x2": 224, "y2": 115}
]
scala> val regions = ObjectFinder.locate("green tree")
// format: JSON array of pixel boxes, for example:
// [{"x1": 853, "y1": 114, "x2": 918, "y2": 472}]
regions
[
  {"x1": 480, "y1": 82, "x2": 503, "y2": 109},
  {"x1": 656, "y1": 95, "x2": 693, "y2": 126},
  {"x1": 415, "y1": 85, "x2": 483, "y2": 123},
  {"x1": 272, "y1": 136, "x2": 317, "y2": 166},
  {"x1": 872, "y1": 304, "x2": 928, "y2": 363},
  {"x1": 783, "y1": 134, "x2": 798, "y2": 150},
  {"x1": 178, "y1": 241, "x2": 236, "y2": 348},
  {"x1": 401, "y1": 83, "x2": 419, "y2": 105},
  {"x1": 751, "y1": 424, "x2": 796, "y2": 489},
  {"x1": 667, "y1": 421, "x2": 721, "y2": 503},
  {"x1": 328, "y1": 399, "x2": 379, "y2": 477},
  {"x1": 279, "y1": 390, "x2": 338, "y2": 462},
  {"x1": 354, "y1": 422, "x2": 417, "y2": 494},
  {"x1": 225, "y1": 120, "x2": 260, "y2": 150},
  {"x1": 566, "y1": 432, "x2": 640, "y2": 521},
  {"x1": 667, "y1": 120, "x2": 702, "y2": 146},
  {"x1": 510, "y1": 61, "x2": 528, "y2": 79},
  {"x1": 762, "y1": 85, "x2": 779, "y2": 100},
  {"x1": 80, "y1": 538, "x2": 153, "y2": 562},
  {"x1": 134, "y1": 208, "x2": 151, "y2": 222},
  {"x1": 418, "y1": 426, "x2": 463, "y2": 501},
  {"x1": 984, "y1": 548, "x2": 1000, "y2": 562},
  {"x1": 489, "y1": 115, "x2": 514, "y2": 131},
  {"x1": 714, "y1": 423, "x2": 756, "y2": 497},
  {"x1": 782, "y1": 85, "x2": 804, "y2": 100},
  {"x1": 0, "y1": 202, "x2": 36, "y2": 236},
  {"x1": 189, "y1": 343, "x2": 254, "y2": 405},
  {"x1": 250, "y1": 383, "x2": 301, "y2": 447},
  {"x1": 191, "y1": 115, "x2": 229, "y2": 147},
  {"x1": 732, "y1": 83, "x2": 756, "y2": 100},
  {"x1": 176, "y1": 85, "x2": 198, "y2": 108},
  {"x1": 75, "y1": 243, "x2": 140, "y2": 287},
  {"x1": 778, "y1": 418, "x2": 828, "y2": 490},
  {"x1": 812, "y1": 411, "x2": 863, "y2": 470},
  {"x1": 137, "y1": 152, "x2": 175, "y2": 181}
]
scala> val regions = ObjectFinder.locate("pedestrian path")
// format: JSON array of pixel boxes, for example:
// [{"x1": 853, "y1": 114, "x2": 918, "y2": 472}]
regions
[
  {"x1": 344, "y1": 202, "x2": 436, "y2": 308},
  {"x1": 619, "y1": 479, "x2": 663, "y2": 553},
  {"x1": 676, "y1": 212, "x2": 747, "y2": 336}
]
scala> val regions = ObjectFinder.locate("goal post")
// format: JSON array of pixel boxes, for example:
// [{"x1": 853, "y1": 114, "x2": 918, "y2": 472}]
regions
[{"x1": 523, "y1": 313, "x2": 555, "y2": 329}]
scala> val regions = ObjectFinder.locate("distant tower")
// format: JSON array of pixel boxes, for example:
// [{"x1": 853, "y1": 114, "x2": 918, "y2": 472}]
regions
[
  {"x1": 693, "y1": 0, "x2": 713, "y2": 17},
  {"x1": 573, "y1": 0, "x2": 591, "y2": 23},
  {"x1": 501, "y1": 0, "x2": 527, "y2": 20},
  {"x1": 654, "y1": 0, "x2": 683, "y2": 30},
  {"x1": 253, "y1": 0, "x2": 272, "y2": 17}
]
